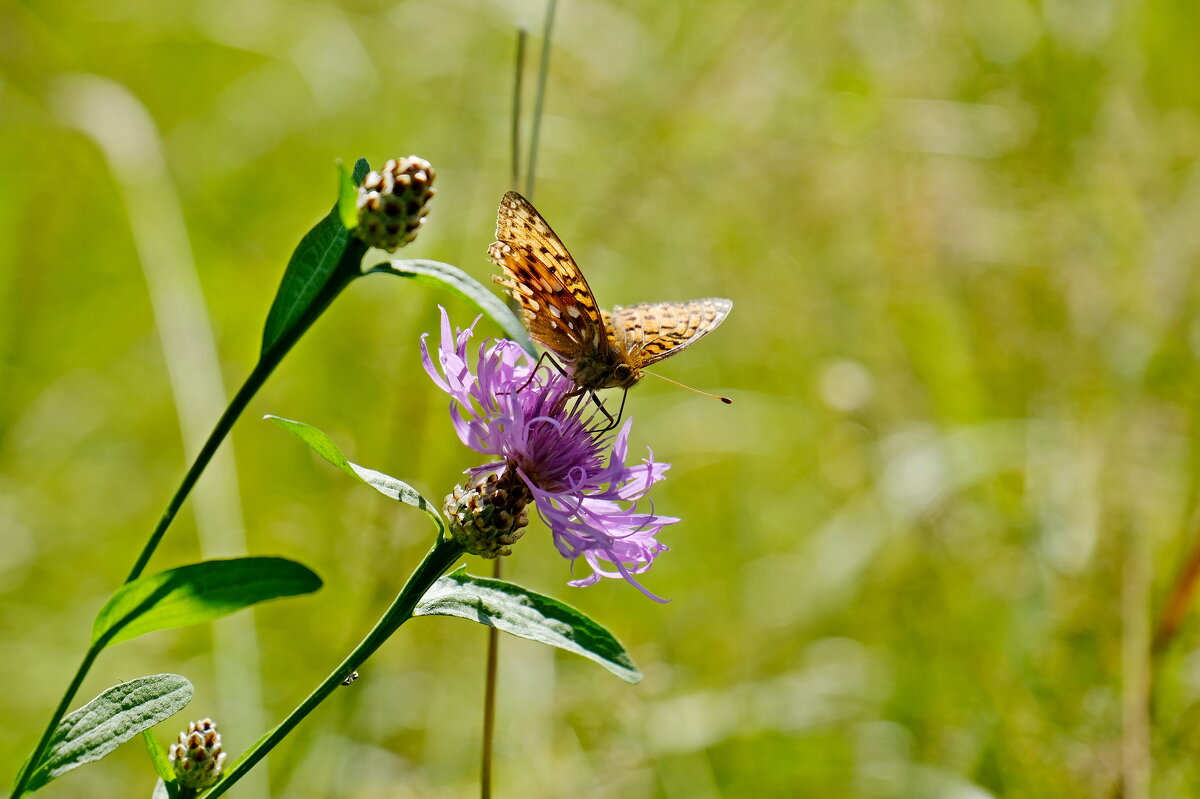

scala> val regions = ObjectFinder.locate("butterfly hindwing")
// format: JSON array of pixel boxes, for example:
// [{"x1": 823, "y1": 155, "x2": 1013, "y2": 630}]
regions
[{"x1": 609, "y1": 298, "x2": 733, "y2": 368}]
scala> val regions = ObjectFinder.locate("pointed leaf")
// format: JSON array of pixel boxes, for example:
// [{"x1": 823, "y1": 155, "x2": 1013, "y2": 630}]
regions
[
  {"x1": 336, "y1": 160, "x2": 359, "y2": 230},
  {"x1": 141, "y1": 729, "x2": 174, "y2": 785},
  {"x1": 415, "y1": 567, "x2": 642, "y2": 683},
  {"x1": 368, "y1": 259, "x2": 535, "y2": 355},
  {"x1": 93, "y1": 558, "x2": 322, "y2": 648},
  {"x1": 22, "y1": 674, "x2": 193, "y2": 794},
  {"x1": 267, "y1": 415, "x2": 445, "y2": 535},
  {"x1": 261, "y1": 158, "x2": 370, "y2": 355}
]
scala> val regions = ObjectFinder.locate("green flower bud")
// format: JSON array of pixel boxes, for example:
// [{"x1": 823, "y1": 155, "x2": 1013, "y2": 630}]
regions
[
  {"x1": 444, "y1": 469, "x2": 532, "y2": 558},
  {"x1": 169, "y1": 718, "x2": 226, "y2": 791}
]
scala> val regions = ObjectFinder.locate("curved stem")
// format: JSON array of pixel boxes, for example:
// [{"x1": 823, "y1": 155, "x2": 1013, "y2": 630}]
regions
[
  {"x1": 124, "y1": 356, "x2": 274, "y2": 583},
  {"x1": 9, "y1": 645, "x2": 102, "y2": 798},
  {"x1": 12, "y1": 355, "x2": 271, "y2": 798},
  {"x1": 128, "y1": 244, "x2": 366, "y2": 583},
  {"x1": 12, "y1": 240, "x2": 367, "y2": 797},
  {"x1": 199, "y1": 538, "x2": 465, "y2": 799}
]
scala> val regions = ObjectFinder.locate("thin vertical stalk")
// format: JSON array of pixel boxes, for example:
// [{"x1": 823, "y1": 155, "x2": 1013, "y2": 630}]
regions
[
  {"x1": 480, "y1": 559, "x2": 503, "y2": 799},
  {"x1": 1121, "y1": 514, "x2": 1152, "y2": 799},
  {"x1": 479, "y1": 6, "x2": 556, "y2": 796},
  {"x1": 511, "y1": 28, "x2": 527, "y2": 191},
  {"x1": 524, "y1": 0, "x2": 557, "y2": 199}
]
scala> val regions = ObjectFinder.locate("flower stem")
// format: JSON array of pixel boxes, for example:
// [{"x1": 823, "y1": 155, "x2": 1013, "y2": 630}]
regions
[
  {"x1": 524, "y1": 0, "x2": 557, "y2": 199},
  {"x1": 199, "y1": 537, "x2": 465, "y2": 799},
  {"x1": 127, "y1": 241, "x2": 367, "y2": 583},
  {"x1": 8, "y1": 645, "x2": 101, "y2": 798},
  {"x1": 510, "y1": 27, "x2": 527, "y2": 191},
  {"x1": 11, "y1": 239, "x2": 367, "y2": 798},
  {"x1": 124, "y1": 355, "x2": 274, "y2": 583},
  {"x1": 480, "y1": 558, "x2": 502, "y2": 799}
]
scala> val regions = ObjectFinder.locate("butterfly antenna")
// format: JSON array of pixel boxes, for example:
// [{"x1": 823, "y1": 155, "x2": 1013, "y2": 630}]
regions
[{"x1": 643, "y1": 371, "x2": 733, "y2": 404}]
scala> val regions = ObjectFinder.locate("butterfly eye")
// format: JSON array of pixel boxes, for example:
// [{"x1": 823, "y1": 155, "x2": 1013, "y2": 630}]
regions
[{"x1": 614, "y1": 364, "x2": 633, "y2": 381}]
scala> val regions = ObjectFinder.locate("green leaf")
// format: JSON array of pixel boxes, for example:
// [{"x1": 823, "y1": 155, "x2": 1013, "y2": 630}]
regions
[
  {"x1": 415, "y1": 567, "x2": 642, "y2": 683},
  {"x1": 141, "y1": 729, "x2": 175, "y2": 785},
  {"x1": 22, "y1": 674, "x2": 193, "y2": 794},
  {"x1": 261, "y1": 157, "x2": 370, "y2": 356},
  {"x1": 266, "y1": 415, "x2": 445, "y2": 535},
  {"x1": 336, "y1": 160, "x2": 358, "y2": 230},
  {"x1": 92, "y1": 557, "x2": 322, "y2": 648},
  {"x1": 368, "y1": 259, "x2": 536, "y2": 356}
]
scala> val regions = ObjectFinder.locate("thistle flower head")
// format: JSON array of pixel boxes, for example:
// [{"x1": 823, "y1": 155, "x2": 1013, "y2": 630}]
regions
[
  {"x1": 169, "y1": 718, "x2": 226, "y2": 791},
  {"x1": 422, "y1": 308, "x2": 677, "y2": 601},
  {"x1": 355, "y1": 155, "x2": 436, "y2": 251}
]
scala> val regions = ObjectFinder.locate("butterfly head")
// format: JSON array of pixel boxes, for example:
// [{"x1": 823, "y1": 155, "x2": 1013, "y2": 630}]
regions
[
  {"x1": 569, "y1": 349, "x2": 641, "y2": 392},
  {"x1": 610, "y1": 362, "x2": 638, "y2": 389}
]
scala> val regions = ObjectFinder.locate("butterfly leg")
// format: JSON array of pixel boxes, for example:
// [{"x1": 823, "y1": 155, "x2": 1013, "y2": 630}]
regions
[
  {"x1": 501, "y1": 351, "x2": 559, "y2": 397},
  {"x1": 610, "y1": 388, "x2": 629, "y2": 430},
  {"x1": 583, "y1": 388, "x2": 628, "y2": 435},
  {"x1": 563, "y1": 387, "x2": 611, "y2": 433}
]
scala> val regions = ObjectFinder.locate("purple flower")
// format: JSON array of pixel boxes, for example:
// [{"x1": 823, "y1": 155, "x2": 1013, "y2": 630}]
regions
[{"x1": 422, "y1": 308, "x2": 677, "y2": 601}]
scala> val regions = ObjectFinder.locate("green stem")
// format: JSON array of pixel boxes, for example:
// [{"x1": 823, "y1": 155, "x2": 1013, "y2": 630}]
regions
[
  {"x1": 200, "y1": 538, "x2": 465, "y2": 799},
  {"x1": 11, "y1": 238, "x2": 367, "y2": 799},
  {"x1": 510, "y1": 27, "x2": 527, "y2": 191},
  {"x1": 15, "y1": 370, "x2": 263, "y2": 796},
  {"x1": 524, "y1": 0, "x2": 557, "y2": 199},
  {"x1": 480, "y1": 558, "x2": 502, "y2": 799},
  {"x1": 9, "y1": 646, "x2": 102, "y2": 798},
  {"x1": 123, "y1": 355, "x2": 273, "y2": 583},
  {"x1": 128, "y1": 241, "x2": 366, "y2": 583}
]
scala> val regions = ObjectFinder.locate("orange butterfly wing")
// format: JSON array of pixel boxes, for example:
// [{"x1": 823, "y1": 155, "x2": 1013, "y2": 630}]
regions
[
  {"x1": 488, "y1": 191, "x2": 613, "y2": 369},
  {"x1": 608, "y1": 299, "x2": 733, "y2": 369},
  {"x1": 490, "y1": 192, "x2": 732, "y2": 392}
]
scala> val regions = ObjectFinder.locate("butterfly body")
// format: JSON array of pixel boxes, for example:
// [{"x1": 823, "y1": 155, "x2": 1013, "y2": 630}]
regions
[{"x1": 489, "y1": 191, "x2": 731, "y2": 395}]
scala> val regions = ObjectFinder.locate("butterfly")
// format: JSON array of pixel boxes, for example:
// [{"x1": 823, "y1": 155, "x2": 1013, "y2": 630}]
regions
[{"x1": 489, "y1": 191, "x2": 732, "y2": 398}]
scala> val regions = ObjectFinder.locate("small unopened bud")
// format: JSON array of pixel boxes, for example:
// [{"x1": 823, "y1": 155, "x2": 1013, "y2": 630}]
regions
[
  {"x1": 355, "y1": 155, "x2": 436, "y2": 251},
  {"x1": 444, "y1": 469, "x2": 532, "y2": 558},
  {"x1": 169, "y1": 718, "x2": 226, "y2": 791}
]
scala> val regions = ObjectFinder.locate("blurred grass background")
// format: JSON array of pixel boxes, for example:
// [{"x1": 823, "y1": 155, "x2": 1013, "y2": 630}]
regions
[{"x1": 4, "y1": 0, "x2": 1200, "y2": 796}]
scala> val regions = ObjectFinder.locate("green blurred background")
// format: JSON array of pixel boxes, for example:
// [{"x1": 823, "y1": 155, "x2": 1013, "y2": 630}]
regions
[{"x1": 4, "y1": 1, "x2": 1200, "y2": 796}]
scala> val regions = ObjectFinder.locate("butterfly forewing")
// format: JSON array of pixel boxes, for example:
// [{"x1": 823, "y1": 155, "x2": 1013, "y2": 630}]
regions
[
  {"x1": 488, "y1": 191, "x2": 608, "y2": 361},
  {"x1": 610, "y1": 298, "x2": 733, "y2": 368}
]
